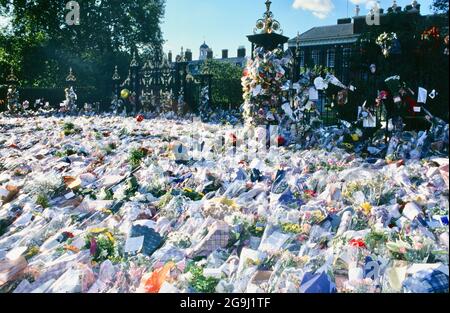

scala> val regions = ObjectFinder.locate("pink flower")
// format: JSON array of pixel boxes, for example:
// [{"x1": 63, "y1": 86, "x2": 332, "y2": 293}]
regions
[{"x1": 414, "y1": 243, "x2": 423, "y2": 250}]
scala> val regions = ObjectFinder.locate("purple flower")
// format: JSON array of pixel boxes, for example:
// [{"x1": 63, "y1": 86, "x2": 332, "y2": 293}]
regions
[{"x1": 90, "y1": 238, "x2": 97, "y2": 256}]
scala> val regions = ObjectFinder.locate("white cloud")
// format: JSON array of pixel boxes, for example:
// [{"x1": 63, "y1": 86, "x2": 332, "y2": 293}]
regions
[
  {"x1": 292, "y1": 0, "x2": 335, "y2": 19},
  {"x1": 349, "y1": 0, "x2": 367, "y2": 4},
  {"x1": 350, "y1": 0, "x2": 379, "y2": 10}
]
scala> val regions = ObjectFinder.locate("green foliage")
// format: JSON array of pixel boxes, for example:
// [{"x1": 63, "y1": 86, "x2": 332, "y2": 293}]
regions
[
  {"x1": 227, "y1": 220, "x2": 265, "y2": 248},
  {"x1": 148, "y1": 185, "x2": 167, "y2": 198},
  {"x1": 99, "y1": 188, "x2": 114, "y2": 201},
  {"x1": 55, "y1": 148, "x2": 77, "y2": 158},
  {"x1": 201, "y1": 59, "x2": 243, "y2": 110},
  {"x1": 300, "y1": 65, "x2": 335, "y2": 76},
  {"x1": 186, "y1": 263, "x2": 220, "y2": 293},
  {"x1": 124, "y1": 176, "x2": 139, "y2": 199},
  {"x1": 0, "y1": 218, "x2": 12, "y2": 237},
  {"x1": 0, "y1": 0, "x2": 165, "y2": 96},
  {"x1": 103, "y1": 142, "x2": 117, "y2": 155},
  {"x1": 432, "y1": 0, "x2": 449, "y2": 13},
  {"x1": 62, "y1": 122, "x2": 81, "y2": 136},
  {"x1": 180, "y1": 188, "x2": 204, "y2": 201},
  {"x1": 128, "y1": 148, "x2": 146, "y2": 168},
  {"x1": 84, "y1": 231, "x2": 119, "y2": 263},
  {"x1": 75, "y1": 187, "x2": 97, "y2": 200},
  {"x1": 156, "y1": 191, "x2": 173, "y2": 209},
  {"x1": 36, "y1": 194, "x2": 50, "y2": 208},
  {"x1": 365, "y1": 230, "x2": 389, "y2": 252},
  {"x1": 24, "y1": 246, "x2": 40, "y2": 260}
]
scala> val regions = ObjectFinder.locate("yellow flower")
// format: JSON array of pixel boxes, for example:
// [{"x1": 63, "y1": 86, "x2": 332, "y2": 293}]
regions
[
  {"x1": 343, "y1": 143, "x2": 354, "y2": 150},
  {"x1": 312, "y1": 210, "x2": 324, "y2": 220},
  {"x1": 89, "y1": 228, "x2": 108, "y2": 234},
  {"x1": 215, "y1": 197, "x2": 238, "y2": 208},
  {"x1": 282, "y1": 223, "x2": 302, "y2": 234},
  {"x1": 360, "y1": 202, "x2": 372, "y2": 215},
  {"x1": 351, "y1": 134, "x2": 360, "y2": 142},
  {"x1": 99, "y1": 208, "x2": 113, "y2": 215},
  {"x1": 299, "y1": 255, "x2": 310, "y2": 263},
  {"x1": 105, "y1": 231, "x2": 115, "y2": 243}
]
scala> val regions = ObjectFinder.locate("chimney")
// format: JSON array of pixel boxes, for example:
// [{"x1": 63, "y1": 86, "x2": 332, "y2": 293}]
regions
[
  {"x1": 337, "y1": 18, "x2": 352, "y2": 24},
  {"x1": 237, "y1": 46, "x2": 246, "y2": 58},
  {"x1": 185, "y1": 49, "x2": 193, "y2": 62},
  {"x1": 168, "y1": 51, "x2": 173, "y2": 63},
  {"x1": 222, "y1": 49, "x2": 228, "y2": 59},
  {"x1": 355, "y1": 4, "x2": 360, "y2": 16},
  {"x1": 207, "y1": 49, "x2": 213, "y2": 59}
]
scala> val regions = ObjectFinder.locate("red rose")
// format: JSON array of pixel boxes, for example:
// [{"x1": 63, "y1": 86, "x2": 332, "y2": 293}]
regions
[
  {"x1": 136, "y1": 114, "x2": 145, "y2": 122},
  {"x1": 63, "y1": 231, "x2": 75, "y2": 239},
  {"x1": 276, "y1": 135, "x2": 286, "y2": 146},
  {"x1": 349, "y1": 238, "x2": 366, "y2": 248},
  {"x1": 229, "y1": 133, "x2": 237, "y2": 145}
]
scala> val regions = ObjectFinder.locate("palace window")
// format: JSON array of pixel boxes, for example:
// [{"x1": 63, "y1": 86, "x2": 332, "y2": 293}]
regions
[
  {"x1": 299, "y1": 51, "x2": 305, "y2": 68},
  {"x1": 342, "y1": 48, "x2": 352, "y2": 68},
  {"x1": 311, "y1": 50, "x2": 320, "y2": 65},
  {"x1": 327, "y1": 49, "x2": 336, "y2": 68}
]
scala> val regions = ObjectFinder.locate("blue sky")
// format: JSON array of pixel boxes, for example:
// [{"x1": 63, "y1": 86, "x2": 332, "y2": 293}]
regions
[
  {"x1": 162, "y1": 0, "x2": 434, "y2": 59},
  {"x1": 1, "y1": 0, "x2": 434, "y2": 58}
]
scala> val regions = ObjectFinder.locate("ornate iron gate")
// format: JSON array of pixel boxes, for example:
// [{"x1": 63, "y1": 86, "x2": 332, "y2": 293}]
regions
[{"x1": 114, "y1": 51, "x2": 209, "y2": 114}]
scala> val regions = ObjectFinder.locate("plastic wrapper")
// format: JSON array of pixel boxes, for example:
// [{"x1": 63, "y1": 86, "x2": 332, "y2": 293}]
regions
[{"x1": 0, "y1": 114, "x2": 448, "y2": 294}]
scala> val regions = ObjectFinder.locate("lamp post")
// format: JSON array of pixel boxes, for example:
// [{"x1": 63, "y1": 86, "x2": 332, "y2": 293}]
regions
[
  {"x1": 6, "y1": 68, "x2": 19, "y2": 86},
  {"x1": 65, "y1": 67, "x2": 77, "y2": 114},
  {"x1": 5, "y1": 69, "x2": 20, "y2": 113},
  {"x1": 175, "y1": 47, "x2": 189, "y2": 114},
  {"x1": 129, "y1": 52, "x2": 140, "y2": 113},
  {"x1": 112, "y1": 65, "x2": 121, "y2": 98},
  {"x1": 247, "y1": 0, "x2": 289, "y2": 57},
  {"x1": 293, "y1": 32, "x2": 301, "y2": 82}
]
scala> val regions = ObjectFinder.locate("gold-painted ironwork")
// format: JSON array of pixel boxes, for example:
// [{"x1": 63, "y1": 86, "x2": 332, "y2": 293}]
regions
[
  {"x1": 121, "y1": 69, "x2": 132, "y2": 87},
  {"x1": 254, "y1": 0, "x2": 283, "y2": 35},
  {"x1": 66, "y1": 67, "x2": 77, "y2": 82},
  {"x1": 112, "y1": 65, "x2": 121, "y2": 81},
  {"x1": 6, "y1": 68, "x2": 18, "y2": 84},
  {"x1": 130, "y1": 52, "x2": 139, "y2": 68}
]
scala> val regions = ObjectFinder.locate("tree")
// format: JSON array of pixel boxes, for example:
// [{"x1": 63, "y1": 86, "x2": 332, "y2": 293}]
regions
[
  {"x1": 432, "y1": 0, "x2": 449, "y2": 13},
  {"x1": 0, "y1": 0, "x2": 165, "y2": 100},
  {"x1": 201, "y1": 59, "x2": 243, "y2": 110}
]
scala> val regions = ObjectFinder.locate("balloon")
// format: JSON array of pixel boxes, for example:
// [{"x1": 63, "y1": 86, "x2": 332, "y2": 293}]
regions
[{"x1": 120, "y1": 89, "x2": 130, "y2": 100}]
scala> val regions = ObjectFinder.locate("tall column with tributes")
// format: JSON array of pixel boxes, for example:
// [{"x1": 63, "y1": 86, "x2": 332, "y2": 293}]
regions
[{"x1": 242, "y1": 0, "x2": 290, "y2": 132}]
